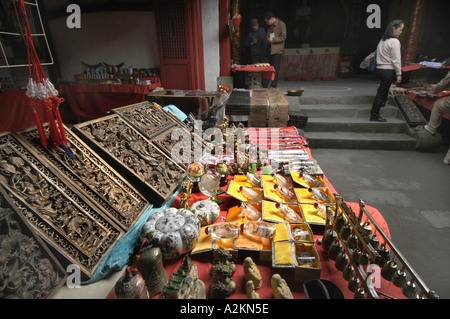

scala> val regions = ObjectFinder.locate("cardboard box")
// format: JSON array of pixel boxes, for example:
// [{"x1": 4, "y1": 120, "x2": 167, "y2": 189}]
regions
[
  {"x1": 248, "y1": 89, "x2": 268, "y2": 127},
  {"x1": 268, "y1": 88, "x2": 289, "y2": 127}
]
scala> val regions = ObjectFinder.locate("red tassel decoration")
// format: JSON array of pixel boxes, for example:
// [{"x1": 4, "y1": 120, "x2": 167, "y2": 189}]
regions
[{"x1": 30, "y1": 99, "x2": 48, "y2": 147}]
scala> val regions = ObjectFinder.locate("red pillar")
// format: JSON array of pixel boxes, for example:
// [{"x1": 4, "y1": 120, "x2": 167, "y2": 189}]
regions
[
  {"x1": 404, "y1": 0, "x2": 425, "y2": 63},
  {"x1": 219, "y1": 0, "x2": 231, "y2": 76}
]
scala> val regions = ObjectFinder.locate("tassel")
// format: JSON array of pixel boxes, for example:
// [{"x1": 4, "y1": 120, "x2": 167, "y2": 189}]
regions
[
  {"x1": 43, "y1": 99, "x2": 61, "y2": 147},
  {"x1": 52, "y1": 96, "x2": 68, "y2": 147},
  {"x1": 30, "y1": 99, "x2": 48, "y2": 148}
]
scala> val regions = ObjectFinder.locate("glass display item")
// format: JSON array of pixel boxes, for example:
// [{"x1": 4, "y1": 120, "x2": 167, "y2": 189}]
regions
[
  {"x1": 187, "y1": 161, "x2": 207, "y2": 182},
  {"x1": 300, "y1": 173, "x2": 321, "y2": 187},
  {"x1": 313, "y1": 202, "x2": 327, "y2": 219},
  {"x1": 274, "y1": 183, "x2": 296, "y2": 202},
  {"x1": 246, "y1": 172, "x2": 261, "y2": 187},
  {"x1": 241, "y1": 221, "x2": 276, "y2": 239},
  {"x1": 292, "y1": 228, "x2": 309, "y2": 241},
  {"x1": 272, "y1": 173, "x2": 291, "y2": 189},
  {"x1": 199, "y1": 172, "x2": 221, "y2": 200},
  {"x1": 308, "y1": 188, "x2": 332, "y2": 204},
  {"x1": 239, "y1": 186, "x2": 261, "y2": 202},
  {"x1": 239, "y1": 203, "x2": 261, "y2": 221},
  {"x1": 205, "y1": 223, "x2": 240, "y2": 239},
  {"x1": 275, "y1": 203, "x2": 302, "y2": 222},
  {"x1": 214, "y1": 159, "x2": 230, "y2": 177}
]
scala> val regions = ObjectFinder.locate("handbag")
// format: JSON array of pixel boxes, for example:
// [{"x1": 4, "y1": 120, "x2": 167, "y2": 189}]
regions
[{"x1": 360, "y1": 50, "x2": 377, "y2": 72}]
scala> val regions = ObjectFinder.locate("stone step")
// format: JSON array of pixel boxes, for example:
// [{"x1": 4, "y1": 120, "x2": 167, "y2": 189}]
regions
[
  {"x1": 290, "y1": 104, "x2": 400, "y2": 119},
  {"x1": 298, "y1": 95, "x2": 375, "y2": 105},
  {"x1": 304, "y1": 131, "x2": 417, "y2": 150},
  {"x1": 305, "y1": 117, "x2": 408, "y2": 133}
]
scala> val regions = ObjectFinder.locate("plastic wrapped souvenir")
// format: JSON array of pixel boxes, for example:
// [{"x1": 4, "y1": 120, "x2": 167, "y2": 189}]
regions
[
  {"x1": 140, "y1": 208, "x2": 201, "y2": 259},
  {"x1": 300, "y1": 173, "x2": 321, "y2": 187},
  {"x1": 190, "y1": 199, "x2": 220, "y2": 226},
  {"x1": 246, "y1": 172, "x2": 261, "y2": 187},
  {"x1": 276, "y1": 203, "x2": 302, "y2": 223},
  {"x1": 273, "y1": 183, "x2": 296, "y2": 202},
  {"x1": 239, "y1": 203, "x2": 261, "y2": 221},
  {"x1": 292, "y1": 228, "x2": 310, "y2": 241},
  {"x1": 205, "y1": 223, "x2": 240, "y2": 239},
  {"x1": 297, "y1": 252, "x2": 316, "y2": 268},
  {"x1": 241, "y1": 221, "x2": 276, "y2": 239},
  {"x1": 272, "y1": 173, "x2": 291, "y2": 189},
  {"x1": 239, "y1": 186, "x2": 261, "y2": 202},
  {"x1": 308, "y1": 188, "x2": 332, "y2": 204}
]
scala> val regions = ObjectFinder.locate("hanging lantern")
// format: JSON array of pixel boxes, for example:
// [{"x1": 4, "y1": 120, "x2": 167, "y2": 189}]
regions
[{"x1": 231, "y1": 13, "x2": 242, "y2": 26}]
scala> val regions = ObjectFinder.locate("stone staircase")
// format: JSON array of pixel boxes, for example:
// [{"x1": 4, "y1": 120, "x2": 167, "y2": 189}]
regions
[{"x1": 287, "y1": 95, "x2": 418, "y2": 150}]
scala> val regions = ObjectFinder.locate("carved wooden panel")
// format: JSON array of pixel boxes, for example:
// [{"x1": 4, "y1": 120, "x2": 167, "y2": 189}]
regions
[
  {"x1": 72, "y1": 114, "x2": 186, "y2": 205},
  {"x1": 0, "y1": 185, "x2": 67, "y2": 299},
  {"x1": 16, "y1": 125, "x2": 150, "y2": 231},
  {"x1": 0, "y1": 132, "x2": 124, "y2": 279},
  {"x1": 113, "y1": 101, "x2": 210, "y2": 165}
]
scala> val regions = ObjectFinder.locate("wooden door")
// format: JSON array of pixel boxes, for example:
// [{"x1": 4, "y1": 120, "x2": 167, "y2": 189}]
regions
[{"x1": 155, "y1": 0, "x2": 205, "y2": 90}]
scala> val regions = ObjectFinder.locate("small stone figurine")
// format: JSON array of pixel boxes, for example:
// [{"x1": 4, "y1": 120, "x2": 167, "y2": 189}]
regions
[
  {"x1": 243, "y1": 257, "x2": 262, "y2": 289},
  {"x1": 271, "y1": 274, "x2": 294, "y2": 299}
]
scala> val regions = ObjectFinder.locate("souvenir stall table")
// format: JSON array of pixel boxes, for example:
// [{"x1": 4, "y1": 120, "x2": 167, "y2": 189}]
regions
[
  {"x1": 105, "y1": 123, "x2": 435, "y2": 300},
  {"x1": 59, "y1": 81, "x2": 161, "y2": 119}
]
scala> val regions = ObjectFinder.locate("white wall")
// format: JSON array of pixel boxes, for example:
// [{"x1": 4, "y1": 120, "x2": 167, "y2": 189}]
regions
[
  {"x1": 201, "y1": 0, "x2": 220, "y2": 91},
  {"x1": 48, "y1": 11, "x2": 159, "y2": 83}
]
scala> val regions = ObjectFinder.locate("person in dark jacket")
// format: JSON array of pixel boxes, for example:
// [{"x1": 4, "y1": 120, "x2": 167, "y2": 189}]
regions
[{"x1": 246, "y1": 18, "x2": 267, "y2": 64}]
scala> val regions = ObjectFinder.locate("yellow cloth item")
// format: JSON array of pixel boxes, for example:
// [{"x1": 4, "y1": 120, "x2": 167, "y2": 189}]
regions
[{"x1": 274, "y1": 242, "x2": 293, "y2": 265}]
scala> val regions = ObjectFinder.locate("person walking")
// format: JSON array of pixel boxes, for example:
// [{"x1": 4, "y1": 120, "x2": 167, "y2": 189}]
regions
[
  {"x1": 370, "y1": 19, "x2": 404, "y2": 122},
  {"x1": 246, "y1": 18, "x2": 267, "y2": 64},
  {"x1": 264, "y1": 11, "x2": 287, "y2": 88},
  {"x1": 424, "y1": 70, "x2": 450, "y2": 165}
]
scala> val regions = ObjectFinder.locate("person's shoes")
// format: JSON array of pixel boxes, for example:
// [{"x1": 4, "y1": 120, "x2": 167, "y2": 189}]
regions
[
  {"x1": 424, "y1": 125, "x2": 436, "y2": 135},
  {"x1": 444, "y1": 149, "x2": 450, "y2": 165},
  {"x1": 370, "y1": 115, "x2": 387, "y2": 122}
]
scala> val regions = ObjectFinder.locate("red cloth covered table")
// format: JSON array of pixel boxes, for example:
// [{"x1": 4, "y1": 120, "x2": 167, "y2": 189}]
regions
[
  {"x1": 406, "y1": 91, "x2": 450, "y2": 120},
  {"x1": 0, "y1": 90, "x2": 47, "y2": 132},
  {"x1": 231, "y1": 65, "x2": 276, "y2": 81},
  {"x1": 155, "y1": 147, "x2": 402, "y2": 300},
  {"x1": 59, "y1": 82, "x2": 160, "y2": 119}
]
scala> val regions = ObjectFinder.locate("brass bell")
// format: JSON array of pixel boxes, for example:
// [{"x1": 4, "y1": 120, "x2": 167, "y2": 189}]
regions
[
  {"x1": 360, "y1": 221, "x2": 373, "y2": 236},
  {"x1": 358, "y1": 252, "x2": 369, "y2": 266},
  {"x1": 348, "y1": 276, "x2": 361, "y2": 292},
  {"x1": 114, "y1": 267, "x2": 149, "y2": 299},
  {"x1": 368, "y1": 234, "x2": 379, "y2": 249},
  {"x1": 338, "y1": 224, "x2": 351, "y2": 241},
  {"x1": 354, "y1": 287, "x2": 366, "y2": 299},
  {"x1": 381, "y1": 260, "x2": 397, "y2": 281},
  {"x1": 375, "y1": 244, "x2": 390, "y2": 266},
  {"x1": 136, "y1": 246, "x2": 169, "y2": 298},
  {"x1": 350, "y1": 249, "x2": 362, "y2": 265},
  {"x1": 328, "y1": 240, "x2": 343, "y2": 261},
  {"x1": 333, "y1": 215, "x2": 346, "y2": 233},
  {"x1": 402, "y1": 280, "x2": 417, "y2": 299},
  {"x1": 322, "y1": 229, "x2": 337, "y2": 251},
  {"x1": 343, "y1": 264, "x2": 355, "y2": 281},
  {"x1": 347, "y1": 234, "x2": 358, "y2": 250},
  {"x1": 335, "y1": 252, "x2": 349, "y2": 271},
  {"x1": 392, "y1": 269, "x2": 407, "y2": 288}
]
